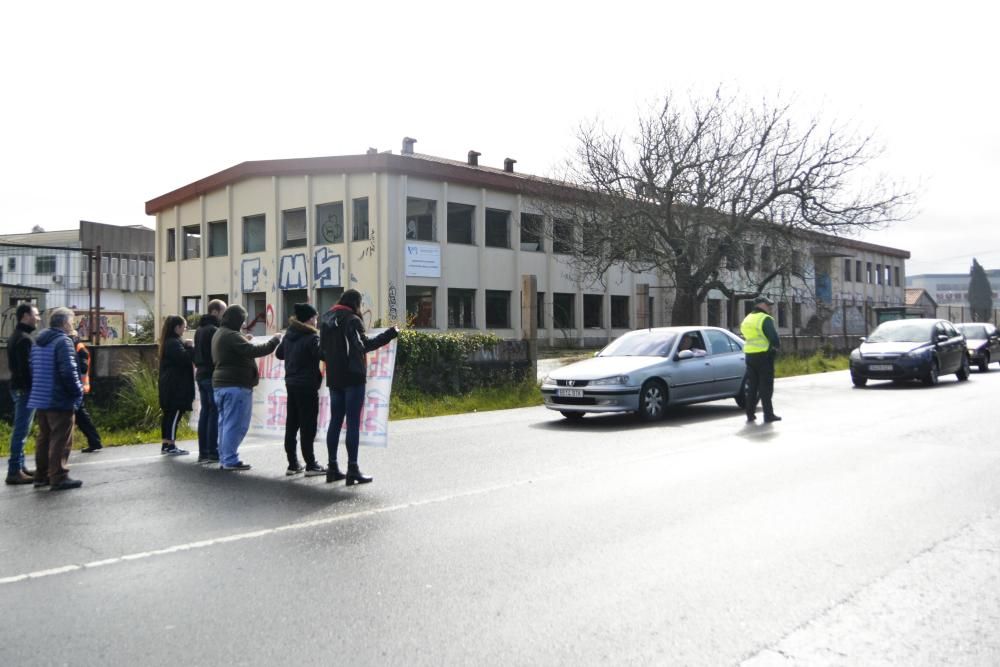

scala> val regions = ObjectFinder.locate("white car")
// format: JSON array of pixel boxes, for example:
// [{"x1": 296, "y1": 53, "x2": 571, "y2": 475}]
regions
[{"x1": 541, "y1": 326, "x2": 747, "y2": 421}]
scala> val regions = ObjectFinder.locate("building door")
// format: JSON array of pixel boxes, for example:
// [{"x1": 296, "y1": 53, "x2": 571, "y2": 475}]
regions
[{"x1": 244, "y1": 292, "x2": 267, "y2": 336}]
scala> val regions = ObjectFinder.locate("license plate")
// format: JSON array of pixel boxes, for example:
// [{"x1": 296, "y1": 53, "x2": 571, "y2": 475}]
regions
[
  {"x1": 869, "y1": 364, "x2": 893, "y2": 371},
  {"x1": 557, "y1": 388, "x2": 584, "y2": 398}
]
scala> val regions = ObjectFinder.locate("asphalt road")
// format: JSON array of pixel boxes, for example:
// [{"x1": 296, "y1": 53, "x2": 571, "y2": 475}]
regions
[{"x1": 2, "y1": 368, "x2": 999, "y2": 666}]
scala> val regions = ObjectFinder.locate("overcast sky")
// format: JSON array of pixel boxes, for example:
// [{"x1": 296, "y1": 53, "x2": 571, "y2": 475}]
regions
[{"x1": 1, "y1": 0, "x2": 996, "y2": 276}]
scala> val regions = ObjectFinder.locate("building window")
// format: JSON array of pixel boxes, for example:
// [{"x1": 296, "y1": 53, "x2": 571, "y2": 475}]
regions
[
  {"x1": 856, "y1": 260, "x2": 862, "y2": 283},
  {"x1": 446, "y1": 202, "x2": 474, "y2": 244},
  {"x1": 583, "y1": 294, "x2": 603, "y2": 328},
  {"x1": 316, "y1": 287, "x2": 344, "y2": 315},
  {"x1": 406, "y1": 286, "x2": 435, "y2": 328},
  {"x1": 183, "y1": 296, "x2": 201, "y2": 316},
  {"x1": 520, "y1": 213, "x2": 543, "y2": 252},
  {"x1": 553, "y1": 219, "x2": 574, "y2": 254},
  {"x1": 553, "y1": 293, "x2": 574, "y2": 329},
  {"x1": 536, "y1": 291, "x2": 545, "y2": 329},
  {"x1": 485, "y1": 290, "x2": 511, "y2": 329},
  {"x1": 182, "y1": 224, "x2": 201, "y2": 259},
  {"x1": 844, "y1": 258, "x2": 852, "y2": 282},
  {"x1": 7, "y1": 257, "x2": 15, "y2": 271},
  {"x1": 447, "y1": 288, "x2": 475, "y2": 328},
  {"x1": 744, "y1": 300, "x2": 754, "y2": 317},
  {"x1": 35, "y1": 255, "x2": 56, "y2": 275},
  {"x1": 282, "y1": 288, "x2": 308, "y2": 326},
  {"x1": 884, "y1": 265, "x2": 892, "y2": 286},
  {"x1": 316, "y1": 202, "x2": 344, "y2": 245},
  {"x1": 743, "y1": 244, "x2": 755, "y2": 271},
  {"x1": 243, "y1": 214, "x2": 266, "y2": 253},
  {"x1": 876, "y1": 263, "x2": 883, "y2": 285},
  {"x1": 894, "y1": 266, "x2": 900, "y2": 287},
  {"x1": 865, "y1": 262, "x2": 873, "y2": 284},
  {"x1": 208, "y1": 220, "x2": 228, "y2": 257},
  {"x1": 761, "y1": 246, "x2": 772, "y2": 272},
  {"x1": 791, "y1": 251, "x2": 802, "y2": 274},
  {"x1": 706, "y1": 298, "x2": 720, "y2": 327},
  {"x1": 612, "y1": 295, "x2": 630, "y2": 328},
  {"x1": 407, "y1": 197, "x2": 437, "y2": 242},
  {"x1": 777, "y1": 302, "x2": 788, "y2": 328},
  {"x1": 166, "y1": 228, "x2": 176, "y2": 262},
  {"x1": 129, "y1": 259, "x2": 138, "y2": 275},
  {"x1": 792, "y1": 301, "x2": 802, "y2": 328},
  {"x1": 282, "y1": 208, "x2": 307, "y2": 248},
  {"x1": 485, "y1": 209, "x2": 510, "y2": 248},
  {"x1": 353, "y1": 198, "x2": 369, "y2": 241}
]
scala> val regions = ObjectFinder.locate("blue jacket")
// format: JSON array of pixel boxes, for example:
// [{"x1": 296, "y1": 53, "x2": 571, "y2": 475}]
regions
[{"x1": 27, "y1": 327, "x2": 83, "y2": 411}]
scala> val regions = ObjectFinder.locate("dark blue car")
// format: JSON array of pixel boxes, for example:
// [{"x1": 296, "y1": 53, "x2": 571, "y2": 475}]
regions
[{"x1": 849, "y1": 318, "x2": 970, "y2": 387}]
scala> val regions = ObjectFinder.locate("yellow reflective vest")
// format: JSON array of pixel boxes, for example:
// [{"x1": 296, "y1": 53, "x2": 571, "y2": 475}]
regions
[{"x1": 740, "y1": 311, "x2": 773, "y2": 354}]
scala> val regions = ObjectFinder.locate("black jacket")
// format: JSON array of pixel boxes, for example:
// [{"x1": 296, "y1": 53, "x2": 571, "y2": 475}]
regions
[
  {"x1": 320, "y1": 305, "x2": 397, "y2": 389},
  {"x1": 193, "y1": 314, "x2": 220, "y2": 382},
  {"x1": 6, "y1": 322, "x2": 36, "y2": 391},
  {"x1": 159, "y1": 337, "x2": 196, "y2": 411},
  {"x1": 275, "y1": 318, "x2": 322, "y2": 390}
]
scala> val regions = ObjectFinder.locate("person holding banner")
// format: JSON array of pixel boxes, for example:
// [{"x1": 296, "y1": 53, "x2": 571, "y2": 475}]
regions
[
  {"x1": 212, "y1": 304, "x2": 281, "y2": 471},
  {"x1": 158, "y1": 315, "x2": 195, "y2": 456},
  {"x1": 275, "y1": 303, "x2": 325, "y2": 477},
  {"x1": 320, "y1": 289, "x2": 398, "y2": 485}
]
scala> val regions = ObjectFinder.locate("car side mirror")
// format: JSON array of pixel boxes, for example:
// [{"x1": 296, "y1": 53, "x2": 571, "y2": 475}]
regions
[
  {"x1": 859, "y1": 336, "x2": 867, "y2": 343},
  {"x1": 676, "y1": 350, "x2": 694, "y2": 360},
  {"x1": 936, "y1": 334, "x2": 949, "y2": 343}
]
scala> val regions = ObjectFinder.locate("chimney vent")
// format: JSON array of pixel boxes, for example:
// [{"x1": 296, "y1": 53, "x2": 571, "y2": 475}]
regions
[
  {"x1": 402, "y1": 137, "x2": 417, "y2": 155},
  {"x1": 467, "y1": 150, "x2": 481, "y2": 166},
  {"x1": 366, "y1": 147, "x2": 378, "y2": 155},
  {"x1": 504, "y1": 158, "x2": 517, "y2": 173}
]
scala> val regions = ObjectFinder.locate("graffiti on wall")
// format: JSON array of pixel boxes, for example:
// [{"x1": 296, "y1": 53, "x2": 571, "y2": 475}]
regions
[
  {"x1": 241, "y1": 258, "x2": 262, "y2": 293},
  {"x1": 76, "y1": 311, "x2": 125, "y2": 341},
  {"x1": 313, "y1": 247, "x2": 342, "y2": 289},
  {"x1": 278, "y1": 253, "x2": 308, "y2": 290},
  {"x1": 359, "y1": 229, "x2": 376, "y2": 261},
  {"x1": 388, "y1": 282, "x2": 398, "y2": 321}
]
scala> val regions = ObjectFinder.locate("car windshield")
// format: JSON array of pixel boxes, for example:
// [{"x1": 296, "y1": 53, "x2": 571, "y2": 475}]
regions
[
  {"x1": 599, "y1": 331, "x2": 678, "y2": 357},
  {"x1": 957, "y1": 325, "x2": 988, "y2": 339},
  {"x1": 867, "y1": 320, "x2": 934, "y2": 343}
]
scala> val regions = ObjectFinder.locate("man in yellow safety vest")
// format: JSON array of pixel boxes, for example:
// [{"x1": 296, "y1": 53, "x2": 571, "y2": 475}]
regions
[{"x1": 740, "y1": 295, "x2": 781, "y2": 423}]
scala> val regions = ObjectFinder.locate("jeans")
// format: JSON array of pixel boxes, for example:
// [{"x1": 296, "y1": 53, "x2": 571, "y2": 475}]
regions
[
  {"x1": 7, "y1": 388, "x2": 35, "y2": 477},
  {"x1": 215, "y1": 386, "x2": 253, "y2": 467},
  {"x1": 284, "y1": 384, "x2": 319, "y2": 467},
  {"x1": 196, "y1": 379, "x2": 219, "y2": 459},
  {"x1": 745, "y1": 352, "x2": 776, "y2": 419},
  {"x1": 327, "y1": 384, "x2": 365, "y2": 467}
]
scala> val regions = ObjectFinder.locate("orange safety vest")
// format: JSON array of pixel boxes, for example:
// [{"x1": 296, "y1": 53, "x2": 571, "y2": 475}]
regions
[{"x1": 75, "y1": 341, "x2": 91, "y2": 394}]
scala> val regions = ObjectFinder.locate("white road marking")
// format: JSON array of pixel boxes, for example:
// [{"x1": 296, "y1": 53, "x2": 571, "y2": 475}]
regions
[{"x1": 0, "y1": 442, "x2": 722, "y2": 587}]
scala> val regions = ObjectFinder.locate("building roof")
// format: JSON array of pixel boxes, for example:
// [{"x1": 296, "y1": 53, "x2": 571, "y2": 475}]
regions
[
  {"x1": 905, "y1": 288, "x2": 937, "y2": 307},
  {"x1": 0, "y1": 229, "x2": 81, "y2": 247},
  {"x1": 146, "y1": 150, "x2": 910, "y2": 259}
]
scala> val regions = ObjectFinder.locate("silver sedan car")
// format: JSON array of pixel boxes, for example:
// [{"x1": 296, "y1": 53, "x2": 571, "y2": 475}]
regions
[{"x1": 541, "y1": 326, "x2": 747, "y2": 421}]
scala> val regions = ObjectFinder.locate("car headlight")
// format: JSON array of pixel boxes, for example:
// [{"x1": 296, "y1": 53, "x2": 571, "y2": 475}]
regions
[
  {"x1": 904, "y1": 346, "x2": 932, "y2": 359},
  {"x1": 849, "y1": 348, "x2": 861, "y2": 360},
  {"x1": 541, "y1": 374, "x2": 552, "y2": 385},
  {"x1": 590, "y1": 375, "x2": 630, "y2": 386}
]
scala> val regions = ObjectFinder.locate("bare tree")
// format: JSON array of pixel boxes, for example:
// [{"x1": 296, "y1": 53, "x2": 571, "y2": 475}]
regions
[{"x1": 533, "y1": 89, "x2": 913, "y2": 326}]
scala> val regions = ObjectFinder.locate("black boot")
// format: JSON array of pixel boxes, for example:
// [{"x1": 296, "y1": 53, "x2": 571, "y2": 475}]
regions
[
  {"x1": 345, "y1": 464, "x2": 372, "y2": 486},
  {"x1": 326, "y1": 462, "x2": 346, "y2": 483}
]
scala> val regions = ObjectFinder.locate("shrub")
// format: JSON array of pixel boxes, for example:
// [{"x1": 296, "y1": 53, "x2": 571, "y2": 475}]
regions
[
  {"x1": 393, "y1": 329, "x2": 506, "y2": 395},
  {"x1": 99, "y1": 362, "x2": 163, "y2": 431}
]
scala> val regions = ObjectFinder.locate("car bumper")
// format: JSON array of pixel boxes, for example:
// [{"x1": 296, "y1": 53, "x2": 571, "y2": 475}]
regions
[
  {"x1": 540, "y1": 386, "x2": 641, "y2": 413},
  {"x1": 850, "y1": 357, "x2": 931, "y2": 381}
]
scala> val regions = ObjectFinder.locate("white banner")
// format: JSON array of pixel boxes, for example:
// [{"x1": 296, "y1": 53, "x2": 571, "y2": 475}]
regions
[
  {"x1": 191, "y1": 332, "x2": 398, "y2": 447},
  {"x1": 404, "y1": 242, "x2": 441, "y2": 277}
]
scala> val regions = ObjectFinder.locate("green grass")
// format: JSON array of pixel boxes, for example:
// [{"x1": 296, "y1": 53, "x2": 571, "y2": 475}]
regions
[
  {"x1": 775, "y1": 353, "x2": 849, "y2": 378},
  {"x1": 0, "y1": 417, "x2": 196, "y2": 457},
  {"x1": 390, "y1": 378, "x2": 543, "y2": 420}
]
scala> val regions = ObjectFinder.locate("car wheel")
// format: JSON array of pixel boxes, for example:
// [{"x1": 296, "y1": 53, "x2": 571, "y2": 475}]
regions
[
  {"x1": 979, "y1": 352, "x2": 990, "y2": 373},
  {"x1": 560, "y1": 411, "x2": 585, "y2": 420},
  {"x1": 734, "y1": 376, "x2": 748, "y2": 408},
  {"x1": 851, "y1": 375, "x2": 867, "y2": 387},
  {"x1": 922, "y1": 360, "x2": 939, "y2": 386},
  {"x1": 957, "y1": 355, "x2": 970, "y2": 381},
  {"x1": 638, "y1": 380, "x2": 667, "y2": 422}
]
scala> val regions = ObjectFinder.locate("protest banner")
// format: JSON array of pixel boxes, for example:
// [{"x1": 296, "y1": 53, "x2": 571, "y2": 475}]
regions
[{"x1": 191, "y1": 331, "x2": 397, "y2": 447}]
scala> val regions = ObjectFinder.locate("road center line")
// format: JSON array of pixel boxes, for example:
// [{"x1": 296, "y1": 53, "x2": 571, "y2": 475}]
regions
[{"x1": 0, "y1": 441, "x2": 722, "y2": 587}]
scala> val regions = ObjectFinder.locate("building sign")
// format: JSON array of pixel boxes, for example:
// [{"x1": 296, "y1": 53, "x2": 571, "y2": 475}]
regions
[
  {"x1": 405, "y1": 242, "x2": 441, "y2": 278},
  {"x1": 190, "y1": 333, "x2": 397, "y2": 448}
]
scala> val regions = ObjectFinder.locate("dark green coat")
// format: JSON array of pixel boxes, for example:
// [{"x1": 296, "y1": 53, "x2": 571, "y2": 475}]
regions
[{"x1": 211, "y1": 327, "x2": 279, "y2": 389}]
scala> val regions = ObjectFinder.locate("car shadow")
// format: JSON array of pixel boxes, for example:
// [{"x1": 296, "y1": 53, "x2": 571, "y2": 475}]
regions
[
  {"x1": 530, "y1": 401, "x2": 747, "y2": 432},
  {"x1": 852, "y1": 377, "x2": 968, "y2": 391}
]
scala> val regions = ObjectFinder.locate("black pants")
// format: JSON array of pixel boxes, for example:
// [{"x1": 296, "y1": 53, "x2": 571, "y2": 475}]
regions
[
  {"x1": 284, "y1": 384, "x2": 319, "y2": 467},
  {"x1": 162, "y1": 408, "x2": 183, "y2": 442},
  {"x1": 745, "y1": 352, "x2": 776, "y2": 419},
  {"x1": 75, "y1": 402, "x2": 102, "y2": 448}
]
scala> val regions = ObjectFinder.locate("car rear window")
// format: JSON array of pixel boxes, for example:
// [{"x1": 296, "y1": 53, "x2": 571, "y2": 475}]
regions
[{"x1": 958, "y1": 325, "x2": 988, "y2": 339}]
